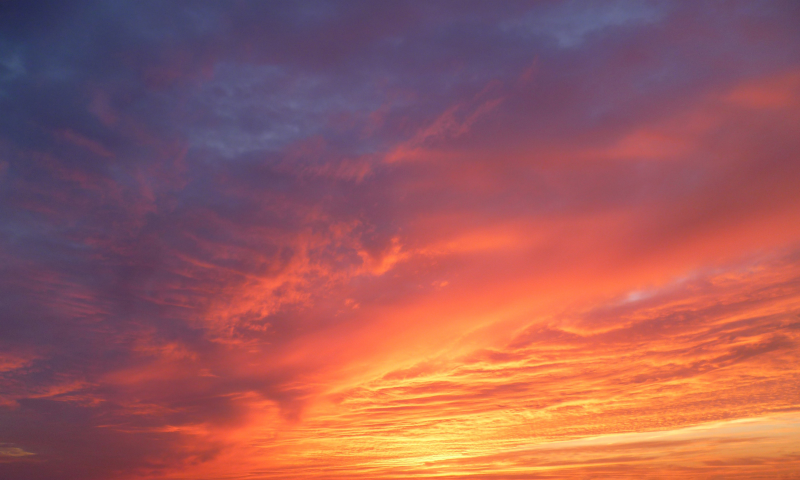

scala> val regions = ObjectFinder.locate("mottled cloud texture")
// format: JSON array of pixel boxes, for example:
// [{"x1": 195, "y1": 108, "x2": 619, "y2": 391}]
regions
[{"x1": 1, "y1": 1, "x2": 799, "y2": 479}]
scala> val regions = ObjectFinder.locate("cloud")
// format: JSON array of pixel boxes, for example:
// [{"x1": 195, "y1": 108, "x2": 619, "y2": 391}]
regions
[
  {"x1": 1, "y1": 1, "x2": 799, "y2": 479},
  {"x1": 510, "y1": 0, "x2": 666, "y2": 48}
]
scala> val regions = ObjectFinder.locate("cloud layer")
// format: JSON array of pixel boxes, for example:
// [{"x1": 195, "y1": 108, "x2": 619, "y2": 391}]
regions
[{"x1": 1, "y1": 1, "x2": 799, "y2": 478}]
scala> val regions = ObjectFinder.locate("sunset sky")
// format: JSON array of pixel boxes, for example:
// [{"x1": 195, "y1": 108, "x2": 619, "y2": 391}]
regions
[{"x1": 1, "y1": 1, "x2": 800, "y2": 479}]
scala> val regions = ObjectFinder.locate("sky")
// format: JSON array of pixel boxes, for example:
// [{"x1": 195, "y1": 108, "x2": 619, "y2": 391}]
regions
[{"x1": 1, "y1": 1, "x2": 799, "y2": 479}]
